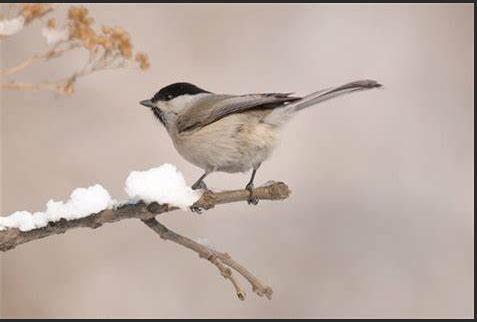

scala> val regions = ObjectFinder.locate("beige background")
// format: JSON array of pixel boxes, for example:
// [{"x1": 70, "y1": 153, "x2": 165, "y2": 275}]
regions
[{"x1": 0, "y1": 3, "x2": 474, "y2": 318}]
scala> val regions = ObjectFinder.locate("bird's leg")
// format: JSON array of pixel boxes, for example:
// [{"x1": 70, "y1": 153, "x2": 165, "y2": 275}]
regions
[
  {"x1": 190, "y1": 171, "x2": 210, "y2": 213},
  {"x1": 246, "y1": 165, "x2": 260, "y2": 205},
  {"x1": 191, "y1": 172, "x2": 209, "y2": 191}
]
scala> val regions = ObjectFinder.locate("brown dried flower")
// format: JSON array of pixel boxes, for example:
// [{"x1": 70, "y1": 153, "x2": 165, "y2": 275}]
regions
[
  {"x1": 96, "y1": 36, "x2": 113, "y2": 51},
  {"x1": 101, "y1": 25, "x2": 111, "y2": 34},
  {"x1": 67, "y1": 6, "x2": 98, "y2": 49},
  {"x1": 47, "y1": 18, "x2": 56, "y2": 29},
  {"x1": 135, "y1": 52, "x2": 150, "y2": 71},
  {"x1": 66, "y1": 7, "x2": 136, "y2": 60},
  {"x1": 68, "y1": 6, "x2": 94, "y2": 26},
  {"x1": 21, "y1": 3, "x2": 51, "y2": 24},
  {"x1": 109, "y1": 27, "x2": 133, "y2": 58}
]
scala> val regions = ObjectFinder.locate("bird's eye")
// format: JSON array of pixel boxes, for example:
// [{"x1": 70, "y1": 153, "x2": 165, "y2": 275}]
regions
[{"x1": 167, "y1": 94, "x2": 173, "y2": 100}]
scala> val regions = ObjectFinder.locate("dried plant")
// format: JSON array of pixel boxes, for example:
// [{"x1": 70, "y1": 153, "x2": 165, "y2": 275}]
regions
[{"x1": 0, "y1": 3, "x2": 150, "y2": 95}]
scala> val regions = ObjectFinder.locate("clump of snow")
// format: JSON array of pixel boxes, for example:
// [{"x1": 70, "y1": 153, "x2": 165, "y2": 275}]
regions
[
  {"x1": 1, "y1": 164, "x2": 200, "y2": 233},
  {"x1": 41, "y1": 27, "x2": 69, "y2": 45},
  {"x1": 43, "y1": 184, "x2": 113, "y2": 222},
  {"x1": 0, "y1": 16, "x2": 25, "y2": 36},
  {"x1": 0, "y1": 211, "x2": 39, "y2": 232},
  {"x1": 0, "y1": 184, "x2": 113, "y2": 232},
  {"x1": 125, "y1": 164, "x2": 201, "y2": 210}
]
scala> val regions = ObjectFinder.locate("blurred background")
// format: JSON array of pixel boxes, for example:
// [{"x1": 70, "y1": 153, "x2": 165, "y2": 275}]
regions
[{"x1": 0, "y1": 3, "x2": 474, "y2": 318}]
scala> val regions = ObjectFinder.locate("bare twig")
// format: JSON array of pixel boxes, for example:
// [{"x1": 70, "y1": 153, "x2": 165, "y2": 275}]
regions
[
  {"x1": 0, "y1": 80, "x2": 61, "y2": 92},
  {"x1": 142, "y1": 217, "x2": 274, "y2": 300},
  {"x1": 0, "y1": 43, "x2": 77, "y2": 78},
  {"x1": 0, "y1": 63, "x2": 127, "y2": 95},
  {"x1": 143, "y1": 218, "x2": 255, "y2": 300},
  {"x1": 209, "y1": 255, "x2": 247, "y2": 300}
]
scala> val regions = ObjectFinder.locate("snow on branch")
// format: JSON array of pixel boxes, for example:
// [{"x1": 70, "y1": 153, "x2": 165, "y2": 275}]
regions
[
  {"x1": 0, "y1": 180, "x2": 290, "y2": 252},
  {"x1": 0, "y1": 164, "x2": 291, "y2": 300}
]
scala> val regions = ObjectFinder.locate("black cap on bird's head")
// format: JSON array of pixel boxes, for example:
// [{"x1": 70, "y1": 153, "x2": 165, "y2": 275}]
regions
[{"x1": 140, "y1": 82, "x2": 210, "y2": 108}]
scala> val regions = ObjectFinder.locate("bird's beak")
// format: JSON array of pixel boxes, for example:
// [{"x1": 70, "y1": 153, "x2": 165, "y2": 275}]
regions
[{"x1": 140, "y1": 99, "x2": 156, "y2": 108}]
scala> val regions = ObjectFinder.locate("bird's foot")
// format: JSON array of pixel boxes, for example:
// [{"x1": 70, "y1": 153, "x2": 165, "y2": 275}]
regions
[
  {"x1": 191, "y1": 180, "x2": 208, "y2": 191},
  {"x1": 190, "y1": 205, "x2": 203, "y2": 214},
  {"x1": 190, "y1": 183, "x2": 211, "y2": 214},
  {"x1": 246, "y1": 183, "x2": 259, "y2": 205}
]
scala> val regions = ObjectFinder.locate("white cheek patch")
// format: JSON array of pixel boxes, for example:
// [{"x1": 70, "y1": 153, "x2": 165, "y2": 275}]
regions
[
  {"x1": 168, "y1": 93, "x2": 210, "y2": 114},
  {"x1": 155, "y1": 101, "x2": 170, "y2": 112}
]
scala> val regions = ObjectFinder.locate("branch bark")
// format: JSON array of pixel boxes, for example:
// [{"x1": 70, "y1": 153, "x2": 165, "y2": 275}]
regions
[
  {"x1": 0, "y1": 181, "x2": 290, "y2": 300},
  {"x1": 142, "y1": 218, "x2": 273, "y2": 300}
]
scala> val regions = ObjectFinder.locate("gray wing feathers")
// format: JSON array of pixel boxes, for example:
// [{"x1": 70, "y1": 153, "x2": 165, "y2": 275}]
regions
[
  {"x1": 177, "y1": 80, "x2": 381, "y2": 132},
  {"x1": 176, "y1": 93, "x2": 299, "y2": 133}
]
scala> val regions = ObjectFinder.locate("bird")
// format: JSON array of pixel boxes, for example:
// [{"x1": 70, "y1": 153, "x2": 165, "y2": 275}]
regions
[{"x1": 140, "y1": 79, "x2": 382, "y2": 205}]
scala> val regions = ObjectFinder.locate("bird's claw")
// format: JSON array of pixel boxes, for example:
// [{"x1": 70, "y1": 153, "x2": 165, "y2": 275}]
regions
[
  {"x1": 247, "y1": 196, "x2": 259, "y2": 205},
  {"x1": 190, "y1": 205, "x2": 203, "y2": 214},
  {"x1": 190, "y1": 186, "x2": 214, "y2": 214},
  {"x1": 190, "y1": 181, "x2": 207, "y2": 213},
  {"x1": 191, "y1": 180, "x2": 208, "y2": 191},
  {"x1": 246, "y1": 183, "x2": 259, "y2": 206}
]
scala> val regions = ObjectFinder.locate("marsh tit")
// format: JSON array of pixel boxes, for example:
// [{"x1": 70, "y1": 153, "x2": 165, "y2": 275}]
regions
[{"x1": 140, "y1": 79, "x2": 382, "y2": 205}]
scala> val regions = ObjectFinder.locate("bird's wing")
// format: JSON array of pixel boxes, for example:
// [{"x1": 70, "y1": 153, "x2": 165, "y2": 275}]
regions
[{"x1": 176, "y1": 93, "x2": 301, "y2": 133}]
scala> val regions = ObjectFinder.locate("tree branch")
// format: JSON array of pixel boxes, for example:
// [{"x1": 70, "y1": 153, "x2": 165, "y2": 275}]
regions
[
  {"x1": 0, "y1": 181, "x2": 290, "y2": 300},
  {"x1": 143, "y1": 218, "x2": 270, "y2": 300}
]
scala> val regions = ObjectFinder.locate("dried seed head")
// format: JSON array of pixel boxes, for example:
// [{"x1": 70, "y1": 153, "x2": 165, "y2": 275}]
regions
[
  {"x1": 135, "y1": 52, "x2": 150, "y2": 70},
  {"x1": 21, "y1": 3, "x2": 50, "y2": 23},
  {"x1": 67, "y1": 6, "x2": 92, "y2": 25},
  {"x1": 101, "y1": 25, "x2": 112, "y2": 34},
  {"x1": 47, "y1": 18, "x2": 56, "y2": 29}
]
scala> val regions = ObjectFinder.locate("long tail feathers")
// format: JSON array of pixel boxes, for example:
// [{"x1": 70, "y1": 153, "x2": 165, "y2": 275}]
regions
[
  {"x1": 294, "y1": 79, "x2": 382, "y2": 111},
  {"x1": 265, "y1": 79, "x2": 382, "y2": 125}
]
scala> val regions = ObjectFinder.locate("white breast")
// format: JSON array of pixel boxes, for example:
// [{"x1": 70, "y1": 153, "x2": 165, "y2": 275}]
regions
[{"x1": 171, "y1": 113, "x2": 277, "y2": 173}]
